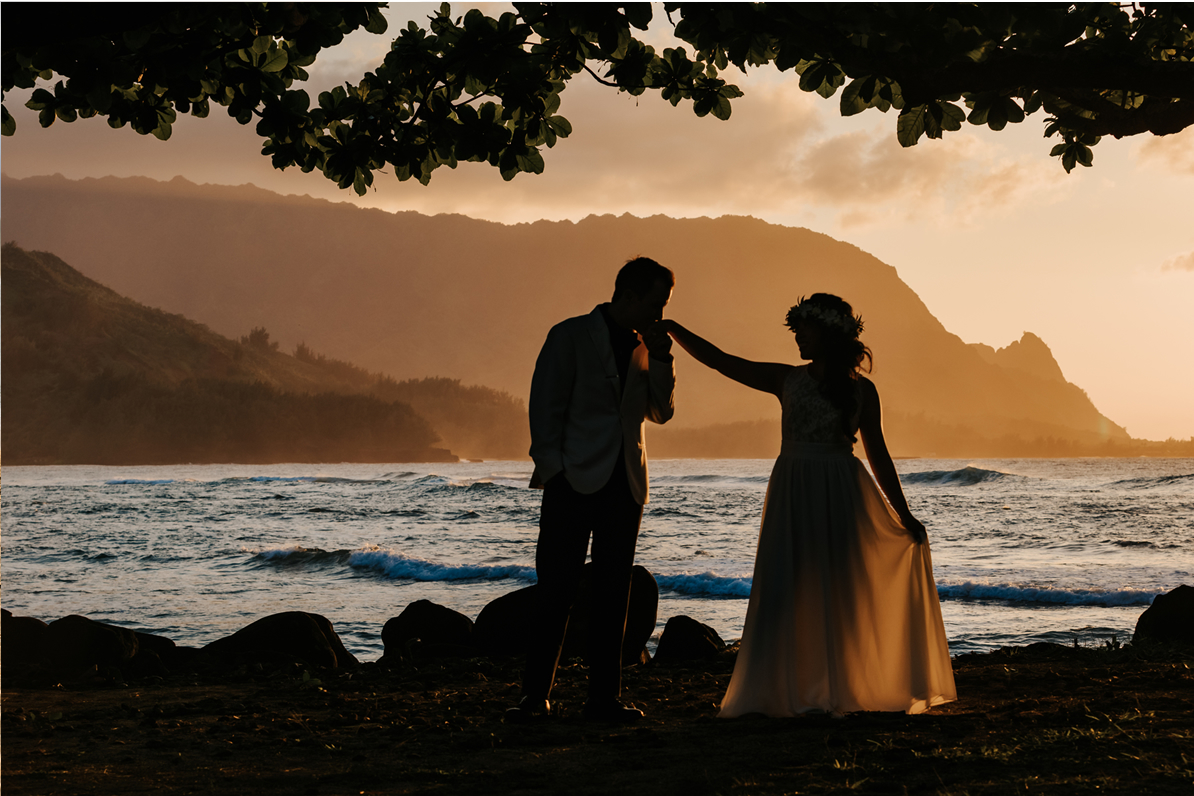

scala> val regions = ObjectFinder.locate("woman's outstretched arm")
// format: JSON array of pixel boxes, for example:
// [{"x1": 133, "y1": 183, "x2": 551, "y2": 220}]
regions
[
  {"x1": 857, "y1": 377, "x2": 927, "y2": 543},
  {"x1": 660, "y1": 320, "x2": 793, "y2": 397}
]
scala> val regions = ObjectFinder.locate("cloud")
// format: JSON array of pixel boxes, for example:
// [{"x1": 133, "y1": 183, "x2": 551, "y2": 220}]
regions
[
  {"x1": 367, "y1": 75, "x2": 832, "y2": 221},
  {"x1": 775, "y1": 116, "x2": 1070, "y2": 229},
  {"x1": 796, "y1": 129, "x2": 945, "y2": 203},
  {"x1": 362, "y1": 74, "x2": 1072, "y2": 231},
  {"x1": 1162, "y1": 251, "x2": 1194, "y2": 272},
  {"x1": 1134, "y1": 127, "x2": 1194, "y2": 175}
]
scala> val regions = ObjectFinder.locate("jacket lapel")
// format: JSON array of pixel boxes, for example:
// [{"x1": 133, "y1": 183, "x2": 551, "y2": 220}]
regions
[{"x1": 585, "y1": 307, "x2": 622, "y2": 402}]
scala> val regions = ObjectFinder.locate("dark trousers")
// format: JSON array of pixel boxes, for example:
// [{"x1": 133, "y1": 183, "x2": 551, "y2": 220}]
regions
[{"x1": 522, "y1": 462, "x2": 643, "y2": 702}]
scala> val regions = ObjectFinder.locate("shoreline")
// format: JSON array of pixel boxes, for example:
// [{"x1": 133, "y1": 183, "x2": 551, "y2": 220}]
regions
[
  {"x1": 4, "y1": 641, "x2": 1192, "y2": 795},
  {"x1": 5, "y1": 454, "x2": 1194, "y2": 468}
]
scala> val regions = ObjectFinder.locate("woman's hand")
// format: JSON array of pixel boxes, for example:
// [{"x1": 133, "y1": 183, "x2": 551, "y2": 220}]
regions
[
  {"x1": 901, "y1": 513, "x2": 928, "y2": 544},
  {"x1": 642, "y1": 320, "x2": 674, "y2": 360}
]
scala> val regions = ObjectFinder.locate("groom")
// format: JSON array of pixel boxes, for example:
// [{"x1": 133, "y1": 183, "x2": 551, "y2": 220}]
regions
[{"x1": 507, "y1": 256, "x2": 676, "y2": 723}]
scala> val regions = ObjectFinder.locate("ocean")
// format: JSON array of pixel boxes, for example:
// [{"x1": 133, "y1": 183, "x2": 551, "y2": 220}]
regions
[{"x1": 2, "y1": 458, "x2": 1190, "y2": 661}]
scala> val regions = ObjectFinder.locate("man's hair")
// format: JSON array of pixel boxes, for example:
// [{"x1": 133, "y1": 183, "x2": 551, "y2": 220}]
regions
[{"x1": 612, "y1": 256, "x2": 674, "y2": 301}]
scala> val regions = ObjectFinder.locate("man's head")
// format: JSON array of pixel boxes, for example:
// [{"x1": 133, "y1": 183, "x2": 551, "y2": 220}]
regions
[{"x1": 610, "y1": 257, "x2": 675, "y2": 333}]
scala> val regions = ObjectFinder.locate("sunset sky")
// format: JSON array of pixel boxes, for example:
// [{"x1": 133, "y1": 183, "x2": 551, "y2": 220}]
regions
[{"x1": 3, "y1": 3, "x2": 1193, "y2": 441}]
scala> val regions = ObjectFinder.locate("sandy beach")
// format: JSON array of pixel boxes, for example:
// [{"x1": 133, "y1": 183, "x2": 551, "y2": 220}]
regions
[{"x1": 3, "y1": 641, "x2": 1192, "y2": 795}]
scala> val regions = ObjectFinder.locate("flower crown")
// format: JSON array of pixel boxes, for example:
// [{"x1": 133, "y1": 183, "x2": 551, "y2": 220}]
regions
[{"x1": 786, "y1": 297, "x2": 865, "y2": 337}]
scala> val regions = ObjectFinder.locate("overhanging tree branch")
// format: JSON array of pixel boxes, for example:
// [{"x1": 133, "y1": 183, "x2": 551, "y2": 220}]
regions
[{"x1": 4, "y1": 2, "x2": 1192, "y2": 189}]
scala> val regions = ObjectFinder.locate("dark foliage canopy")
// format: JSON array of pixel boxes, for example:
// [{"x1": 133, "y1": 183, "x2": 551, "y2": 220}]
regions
[{"x1": 4, "y1": 2, "x2": 1192, "y2": 193}]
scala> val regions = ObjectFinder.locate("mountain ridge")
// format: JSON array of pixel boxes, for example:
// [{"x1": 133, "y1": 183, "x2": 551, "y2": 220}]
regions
[
  {"x1": 1, "y1": 173, "x2": 1130, "y2": 457},
  {"x1": 1, "y1": 243, "x2": 529, "y2": 464}
]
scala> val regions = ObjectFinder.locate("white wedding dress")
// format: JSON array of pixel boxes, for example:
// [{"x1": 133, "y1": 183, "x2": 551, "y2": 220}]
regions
[{"x1": 720, "y1": 367, "x2": 956, "y2": 717}]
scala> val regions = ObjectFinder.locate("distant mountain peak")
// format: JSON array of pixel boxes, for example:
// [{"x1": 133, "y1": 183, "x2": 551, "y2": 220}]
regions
[{"x1": 972, "y1": 332, "x2": 1067, "y2": 384}]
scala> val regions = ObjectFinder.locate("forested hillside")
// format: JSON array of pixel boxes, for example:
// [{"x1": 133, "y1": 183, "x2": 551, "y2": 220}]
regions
[{"x1": 1, "y1": 244, "x2": 528, "y2": 464}]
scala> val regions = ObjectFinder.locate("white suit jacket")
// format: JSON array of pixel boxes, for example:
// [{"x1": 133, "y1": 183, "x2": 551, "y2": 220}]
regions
[{"x1": 528, "y1": 306, "x2": 675, "y2": 504}]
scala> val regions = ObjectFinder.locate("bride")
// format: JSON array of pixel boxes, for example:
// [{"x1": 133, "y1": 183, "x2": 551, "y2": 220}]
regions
[{"x1": 661, "y1": 294, "x2": 956, "y2": 716}]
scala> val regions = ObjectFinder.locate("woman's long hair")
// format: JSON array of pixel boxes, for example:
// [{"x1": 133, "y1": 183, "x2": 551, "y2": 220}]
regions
[{"x1": 785, "y1": 294, "x2": 873, "y2": 436}]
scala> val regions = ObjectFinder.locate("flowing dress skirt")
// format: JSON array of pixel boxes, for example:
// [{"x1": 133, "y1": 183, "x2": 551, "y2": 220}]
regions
[{"x1": 720, "y1": 443, "x2": 956, "y2": 717}]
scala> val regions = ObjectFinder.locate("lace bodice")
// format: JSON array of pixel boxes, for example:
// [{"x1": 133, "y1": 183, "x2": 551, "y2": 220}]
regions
[{"x1": 781, "y1": 367, "x2": 860, "y2": 445}]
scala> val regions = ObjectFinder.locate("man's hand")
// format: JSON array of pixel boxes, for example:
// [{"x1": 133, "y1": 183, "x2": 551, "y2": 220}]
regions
[{"x1": 642, "y1": 321, "x2": 674, "y2": 360}]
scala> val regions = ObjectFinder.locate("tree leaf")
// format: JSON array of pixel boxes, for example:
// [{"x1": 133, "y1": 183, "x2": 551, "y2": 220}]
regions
[
  {"x1": 816, "y1": 69, "x2": 843, "y2": 99},
  {"x1": 711, "y1": 94, "x2": 732, "y2": 120},
  {"x1": 283, "y1": 90, "x2": 309, "y2": 113},
  {"x1": 260, "y1": 49, "x2": 289, "y2": 74},
  {"x1": 924, "y1": 103, "x2": 946, "y2": 138},
  {"x1": 839, "y1": 76, "x2": 878, "y2": 117},
  {"x1": 987, "y1": 100, "x2": 1009, "y2": 130},
  {"x1": 798, "y1": 62, "x2": 825, "y2": 93},
  {"x1": 547, "y1": 115, "x2": 572, "y2": 136},
  {"x1": 86, "y1": 85, "x2": 114, "y2": 114},
  {"x1": 26, "y1": 89, "x2": 54, "y2": 111},
  {"x1": 774, "y1": 45, "x2": 803, "y2": 72},
  {"x1": 1001, "y1": 96, "x2": 1025, "y2": 124},
  {"x1": 897, "y1": 105, "x2": 927, "y2": 147},
  {"x1": 840, "y1": 80, "x2": 863, "y2": 116},
  {"x1": 365, "y1": 7, "x2": 389, "y2": 34},
  {"x1": 940, "y1": 102, "x2": 964, "y2": 131}
]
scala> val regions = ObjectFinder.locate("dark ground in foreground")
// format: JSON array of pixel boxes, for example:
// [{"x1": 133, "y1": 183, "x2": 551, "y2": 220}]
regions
[{"x1": 3, "y1": 642, "x2": 1192, "y2": 795}]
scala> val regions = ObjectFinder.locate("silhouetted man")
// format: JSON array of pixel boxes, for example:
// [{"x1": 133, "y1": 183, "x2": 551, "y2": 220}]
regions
[{"x1": 506, "y1": 257, "x2": 675, "y2": 723}]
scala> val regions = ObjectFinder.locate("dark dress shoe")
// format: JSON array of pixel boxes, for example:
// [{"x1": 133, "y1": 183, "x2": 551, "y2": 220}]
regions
[
  {"x1": 504, "y1": 696, "x2": 551, "y2": 723},
  {"x1": 582, "y1": 698, "x2": 644, "y2": 723}
]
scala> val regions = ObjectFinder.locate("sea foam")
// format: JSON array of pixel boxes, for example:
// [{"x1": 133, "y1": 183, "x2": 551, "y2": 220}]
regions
[
  {"x1": 1109, "y1": 472, "x2": 1194, "y2": 489},
  {"x1": 348, "y1": 548, "x2": 537, "y2": 582},
  {"x1": 106, "y1": 478, "x2": 177, "y2": 485},
  {"x1": 901, "y1": 466, "x2": 1019, "y2": 486},
  {"x1": 646, "y1": 573, "x2": 1164, "y2": 607},
  {"x1": 654, "y1": 571, "x2": 753, "y2": 597},
  {"x1": 653, "y1": 474, "x2": 770, "y2": 487},
  {"x1": 936, "y1": 581, "x2": 1159, "y2": 607},
  {"x1": 250, "y1": 544, "x2": 537, "y2": 582}
]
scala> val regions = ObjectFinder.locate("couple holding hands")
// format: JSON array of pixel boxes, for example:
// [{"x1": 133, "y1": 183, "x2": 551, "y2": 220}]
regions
[{"x1": 506, "y1": 257, "x2": 956, "y2": 724}]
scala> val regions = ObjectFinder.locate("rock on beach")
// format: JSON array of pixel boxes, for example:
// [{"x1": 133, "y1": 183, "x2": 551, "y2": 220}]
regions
[
  {"x1": 653, "y1": 615, "x2": 726, "y2": 664},
  {"x1": 8, "y1": 583, "x2": 1191, "y2": 686},
  {"x1": 381, "y1": 599, "x2": 475, "y2": 663},
  {"x1": 1134, "y1": 584, "x2": 1194, "y2": 645},
  {"x1": 202, "y1": 611, "x2": 359, "y2": 669},
  {"x1": 1, "y1": 611, "x2": 178, "y2": 680}
]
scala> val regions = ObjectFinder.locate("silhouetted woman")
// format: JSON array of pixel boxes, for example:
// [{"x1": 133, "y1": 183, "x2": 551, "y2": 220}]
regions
[{"x1": 662, "y1": 294, "x2": 956, "y2": 716}]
